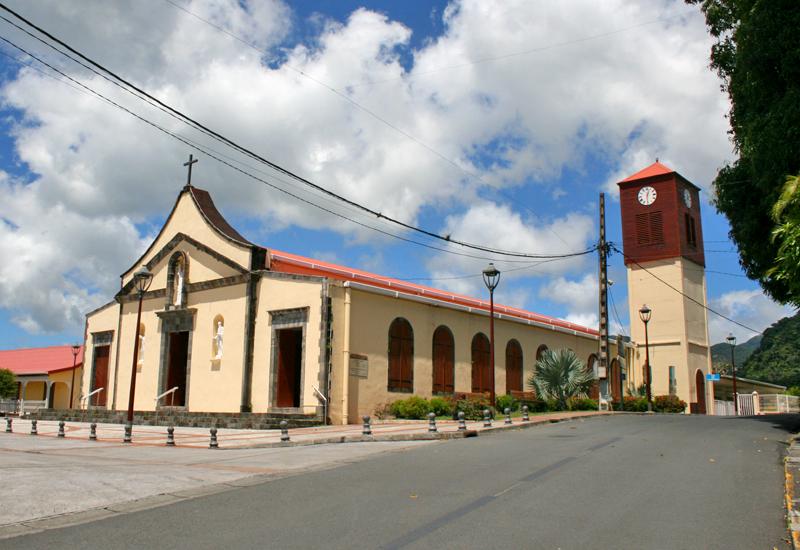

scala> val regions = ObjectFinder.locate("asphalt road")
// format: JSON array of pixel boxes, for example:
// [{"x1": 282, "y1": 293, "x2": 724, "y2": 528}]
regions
[{"x1": 3, "y1": 414, "x2": 794, "y2": 550}]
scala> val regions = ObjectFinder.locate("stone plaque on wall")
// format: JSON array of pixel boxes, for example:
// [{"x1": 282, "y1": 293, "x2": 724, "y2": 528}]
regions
[{"x1": 349, "y1": 353, "x2": 368, "y2": 378}]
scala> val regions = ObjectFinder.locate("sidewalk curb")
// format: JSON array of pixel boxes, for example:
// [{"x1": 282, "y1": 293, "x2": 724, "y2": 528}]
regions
[{"x1": 785, "y1": 434, "x2": 800, "y2": 549}]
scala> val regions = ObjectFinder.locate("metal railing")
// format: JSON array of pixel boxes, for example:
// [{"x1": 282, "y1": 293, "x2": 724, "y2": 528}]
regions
[
  {"x1": 81, "y1": 387, "x2": 104, "y2": 409},
  {"x1": 155, "y1": 387, "x2": 180, "y2": 408},
  {"x1": 759, "y1": 394, "x2": 800, "y2": 414},
  {"x1": 0, "y1": 399, "x2": 19, "y2": 414},
  {"x1": 19, "y1": 399, "x2": 46, "y2": 414},
  {"x1": 714, "y1": 400, "x2": 736, "y2": 416},
  {"x1": 313, "y1": 386, "x2": 328, "y2": 424}
]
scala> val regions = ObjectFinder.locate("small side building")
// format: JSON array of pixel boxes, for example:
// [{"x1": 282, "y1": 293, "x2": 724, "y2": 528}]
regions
[{"x1": 0, "y1": 345, "x2": 83, "y2": 412}]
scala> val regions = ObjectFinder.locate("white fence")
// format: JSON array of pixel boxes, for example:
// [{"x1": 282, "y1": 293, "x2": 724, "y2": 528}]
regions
[
  {"x1": 760, "y1": 393, "x2": 800, "y2": 414},
  {"x1": 0, "y1": 399, "x2": 19, "y2": 414},
  {"x1": 714, "y1": 392, "x2": 799, "y2": 416}
]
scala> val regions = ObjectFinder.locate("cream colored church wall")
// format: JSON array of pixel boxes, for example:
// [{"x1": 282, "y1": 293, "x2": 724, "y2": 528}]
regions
[
  {"x1": 341, "y1": 287, "x2": 599, "y2": 424},
  {"x1": 114, "y1": 295, "x2": 163, "y2": 411},
  {"x1": 83, "y1": 301, "x2": 120, "y2": 408},
  {"x1": 121, "y1": 192, "x2": 250, "y2": 287},
  {"x1": 146, "y1": 239, "x2": 244, "y2": 291},
  {"x1": 184, "y1": 284, "x2": 247, "y2": 412},
  {"x1": 250, "y1": 275, "x2": 325, "y2": 414}
]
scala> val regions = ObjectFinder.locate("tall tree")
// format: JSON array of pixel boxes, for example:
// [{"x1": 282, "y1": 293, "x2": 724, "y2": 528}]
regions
[{"x1": 688, "y1": 0, "x2": 800, "y2": 303}]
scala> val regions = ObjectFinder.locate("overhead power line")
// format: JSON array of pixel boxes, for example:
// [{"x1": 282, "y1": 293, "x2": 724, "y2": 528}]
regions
[
  {"x1": 609, "y1": 244, "x2": 760, "y2": 334},
  {"x1": 0, "y1": 3, "x2": 592, "y2": 260},
  {"x1": 0, "y1": 32, "x2": 581, "y2": 269}
]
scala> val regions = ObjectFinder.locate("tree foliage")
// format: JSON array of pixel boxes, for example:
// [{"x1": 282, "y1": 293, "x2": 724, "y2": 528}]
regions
[
  {"x1": 688, "y1": 0, "x2": 800, "y2": 304},
  {"x1": 740, "y1": 311, "x2": 800, "y2": 387},
  {"x1": 0, "y1": 368, "x2": 16, "y2": 398},
  {"x1": 527, "y1": 349, "x2": 595, "y2": 410},
  {"x1": 767, "y1": 174, "x2": 800, "y2": 306}
]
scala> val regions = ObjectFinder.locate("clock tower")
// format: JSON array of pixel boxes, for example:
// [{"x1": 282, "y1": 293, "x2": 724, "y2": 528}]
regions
[{"x1": 618, "y1": 161, "x2": 713, "y2": 413}]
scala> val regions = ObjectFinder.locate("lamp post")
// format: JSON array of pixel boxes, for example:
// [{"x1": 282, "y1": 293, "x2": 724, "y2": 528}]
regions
[
  {"x1": 69, "y1": 344, "x2": 80, "y2": 409},
  {"x1": 726, "y1": 332, "x2": 738, "y2": 416},
  {"x1": 638, "y1": 304, "x2": 653, "y2": 412},
  {"x1": 127, "y1": 266, "x2": 153, "y2": 426},
  {"x1": 482, "y1": 263, "x2": 501, "y2": 406}
]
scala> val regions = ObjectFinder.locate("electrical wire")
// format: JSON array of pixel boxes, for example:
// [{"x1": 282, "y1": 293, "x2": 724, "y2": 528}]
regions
[
  {"x1": 609, "y1": 244, "x2": 760, "y2": 334},
  {"x1": 0, "y1": 3, "x2": 593, "y2": 260}
]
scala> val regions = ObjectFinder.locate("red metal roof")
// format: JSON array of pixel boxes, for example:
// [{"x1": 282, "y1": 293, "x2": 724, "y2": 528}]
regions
[
  {"x1": 0, "y1": 345, "x2": 84, "y2": 376},
  {"x1": 270, "y1": 250, "x2": 598, "y2": 337},
  {"x1": 620, "y1": 161, "x2": 674, "y2": 183}
]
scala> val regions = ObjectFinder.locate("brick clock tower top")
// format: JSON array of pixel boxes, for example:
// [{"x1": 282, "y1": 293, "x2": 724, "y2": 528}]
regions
[{"x1": 617, "y1": 161, "x2": 705, "y2": 267}]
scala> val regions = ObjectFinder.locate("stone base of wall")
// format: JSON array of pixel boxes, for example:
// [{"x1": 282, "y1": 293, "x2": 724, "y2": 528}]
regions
[{"x1": 30, "y1": 409, "x2": 321, "y2": 429}]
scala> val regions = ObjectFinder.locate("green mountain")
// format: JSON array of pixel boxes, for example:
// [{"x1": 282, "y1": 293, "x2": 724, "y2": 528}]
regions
[
  {"x1": 711, "y1": 334, "x2": 762, "y2": 371},
  {"x1": 739, "y1": 311, "x2": 800, "y2": 387}
]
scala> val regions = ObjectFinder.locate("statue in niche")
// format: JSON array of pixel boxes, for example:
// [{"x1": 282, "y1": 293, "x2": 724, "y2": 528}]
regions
[
  {"x1": 174, "y1": 258, "x2": 184, "y2": 307},
  {"x1": 138, "y1": 333, "x2": 145, "y2": 363},
  {"x1": 214, "y1": 321, "x2": 224, "y2": 360}
]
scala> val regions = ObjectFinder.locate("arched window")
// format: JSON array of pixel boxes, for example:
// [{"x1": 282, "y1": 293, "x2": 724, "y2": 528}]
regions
[
  {"x1": 136, "y1": 323, "x2": 145, "y2": 373},
  {"x1": 212, "y1": 315, "x2": 224, "y2": 361},
  {"x1": 167, "y1": 252, "x2": 188, "y2": 308},
  {"x1": 471, "y1": 332, "x2": 491, "y2": 394},
  {"x1": 432, "y1": 326, "x2": 454, "y2": 394},
  {"x1": 505, "y1": 339, "x2": 523, "y2": 393},
  {"x1": 388, "y1": 318, "x2": 414, "y2": 392},
  {"x1": 536, "y1": 344, "x2": 549, "y2": 361}
]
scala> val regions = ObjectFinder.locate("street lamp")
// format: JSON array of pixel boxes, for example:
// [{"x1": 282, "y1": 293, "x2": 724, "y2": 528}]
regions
[
  {"x1": 69, "y1": 344, "x2": 80, "y2": 409},
  {"x1": 638, "y1": 304, "x2": 653, "y2": 412},
  {"x1": 482, "y1": 263, "x2": 501, "y2": 406},
  {"x1": 726, "y1": 332, "x2": 738, "y2": 415},
  {"x1": 127, "y1": 265, "x2": 153, "y2": 428}
]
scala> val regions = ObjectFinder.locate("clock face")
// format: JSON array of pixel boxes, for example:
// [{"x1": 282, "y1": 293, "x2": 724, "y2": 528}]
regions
[
  {"x1": 637, "y1": 186, "x2": 657, "y2": 206},
  {"x1": 683, "y1": 188, "x2": 692, "y2": 208}
]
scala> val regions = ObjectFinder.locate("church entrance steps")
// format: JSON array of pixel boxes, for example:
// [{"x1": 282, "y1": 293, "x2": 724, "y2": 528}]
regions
[
  {"x1": 29, "y1": 409, "x2": 321, "y2": 430},
  {"x1": 11, "y1": 410, "x2": 617, "y2": 449}
]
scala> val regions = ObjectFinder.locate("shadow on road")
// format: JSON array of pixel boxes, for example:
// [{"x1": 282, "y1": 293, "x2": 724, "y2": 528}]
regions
[{"x1": 719, "y1": 413, "x2": 800, "y2": 435}]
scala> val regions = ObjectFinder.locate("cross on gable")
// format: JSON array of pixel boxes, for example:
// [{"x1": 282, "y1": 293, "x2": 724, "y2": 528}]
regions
[{"x1": 183, "y1": 154, "x2": 198, "y2": 188}]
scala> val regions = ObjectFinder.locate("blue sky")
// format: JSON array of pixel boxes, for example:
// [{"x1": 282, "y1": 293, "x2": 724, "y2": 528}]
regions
[{"x1": 0, "y1": 0, "x2": 793, "y2": 351}]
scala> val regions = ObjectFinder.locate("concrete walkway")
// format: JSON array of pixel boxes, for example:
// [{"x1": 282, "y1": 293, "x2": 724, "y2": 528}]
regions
[{"x1": 1, "y1": 410, "x2": 608, "y2": 448}]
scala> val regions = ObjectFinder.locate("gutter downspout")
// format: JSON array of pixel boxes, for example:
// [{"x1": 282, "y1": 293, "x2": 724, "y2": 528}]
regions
[{"x1": 341, "y1": 286, "x2": 352, "y2": 425}]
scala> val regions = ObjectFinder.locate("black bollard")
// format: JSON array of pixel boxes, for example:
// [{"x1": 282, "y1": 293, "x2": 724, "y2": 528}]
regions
[
  {"x1": 522, "y1": 405, "x2": 530, "y2": 422},
  {"x1": 166, "y1": 426, "x2": 175, "y2": 446},
  {"x1": 30, "y1": 419, "x2": 38, "y2": 435},
  {"x1": 457, "y1": 411, "x2": 467, "y2": 431},
  {"x1": 504, "y1": 408, "x2": 512, "y2": 425},
  {"x1": 123, "y1": 423, "x2": 132, "y2": 443},
  {"x1": 428, "y1": 412, "x2": 437, "y2": 433},
  {"x1": 5, "y1": 417, "x2": 11, "y2": 433},
  {"x1": 89, "y1": 422, "x2": 97, "y2": 441},
  {"x1": 280, "y1": 420, "x2": 290, "y2": 442},
  {"x1": 362, "y1": 415, "x2": 372, "y2": 436},
  {"x1": 58, "y1": 420, "x2": 66, "y2": 438},
  {"x1": 483, "y1": 409, "x2": 492, "y2": 428},
  {"x1": 209, "y1": 428, "x2": 219, "y2": 449}
]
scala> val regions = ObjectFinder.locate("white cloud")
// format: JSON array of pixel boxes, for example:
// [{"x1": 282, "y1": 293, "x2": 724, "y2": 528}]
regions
[
  {"x1": 539, "y1": 273, "x2": 599, "y2": 328},
  {"x1": 707, "y1": 289, "x2": 796, "y2": 344},
  {"x1": 0, "y1": 0, "x2": 733, "y2": 333}
]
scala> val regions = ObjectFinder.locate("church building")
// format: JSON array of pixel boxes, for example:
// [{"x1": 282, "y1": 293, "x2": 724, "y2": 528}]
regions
[{"x1": 78, "y1": 161, "x2": 713, "y2": 424}]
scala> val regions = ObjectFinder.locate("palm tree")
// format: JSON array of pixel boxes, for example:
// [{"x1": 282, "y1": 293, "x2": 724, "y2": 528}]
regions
[{"x1": 527, "y1": 349, "x2": 595, "y2": 410}]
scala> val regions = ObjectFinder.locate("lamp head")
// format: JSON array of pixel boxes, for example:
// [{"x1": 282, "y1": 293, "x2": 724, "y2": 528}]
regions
[
  {"x1": 482, "y1": 263, "x2": 501, "y2": 291},
  {"x1": 71, "y1": 344, "x2": 80, "y2": 357},
  {"x1": 133, "y1": 265, "x2": 153, "y2": 294},
  {"x1": 726, "y1": 333, "x2": 737, "y2": 346},
  {"x1": 638, "y1": 304, "x2": 652, "y2": 323}
]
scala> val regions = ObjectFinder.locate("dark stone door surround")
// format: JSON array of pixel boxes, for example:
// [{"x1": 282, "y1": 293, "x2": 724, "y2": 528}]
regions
[{"x1": 156, "y1": 308, "x2": 196, "y2": 410}]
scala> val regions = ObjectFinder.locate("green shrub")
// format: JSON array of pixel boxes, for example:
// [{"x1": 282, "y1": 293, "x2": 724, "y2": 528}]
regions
[
  {"x1": 0, "y1": 368, "x2": 16, "y2": 399},
  {"x1": 390, "y1": 396, "x2": 431, "y2": 419},
  {"x1": 453, "y1": 395, "x2": 494, "y2": 420},
  {"x1": 545, "y1": 397, "x2": 564, "y2": 411},
  {"x1": 495, "y1": 394, "x2": 519, "y2": 412},
  {"x1": 429, "y1": 396, "x2": 453, "y2": 417},
  {"x1": 519, "y1": 398, "x2": 548, "y2": 413},
  {"x1": 788, "y1": 386, "x2": 800, "y2": 397},
  {"x1": 568, "y1": 398, "x2": 598, "y2": 411},
  {"x1": 623, "y1": 396, "x2": 649, "y2": 412},
  {"x1": 653, "y1": 395, "x2": 687, "y2": 413}
]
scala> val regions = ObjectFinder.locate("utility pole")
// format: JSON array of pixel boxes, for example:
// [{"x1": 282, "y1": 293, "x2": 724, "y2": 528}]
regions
[{"x1": 598, "y1": 193, "x2": 610, "y2": 400}]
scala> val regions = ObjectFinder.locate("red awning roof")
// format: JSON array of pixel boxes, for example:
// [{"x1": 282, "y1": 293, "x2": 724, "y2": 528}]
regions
[
  {"x1": 0, "y1": 345, "x2": 84, "y2": 376},
  {"x1": 620, "y1": 161, "x2": 674, "y2": 183},
  {"x1": 270, "y1": 250, "x2": 598, "y2": 337}
]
